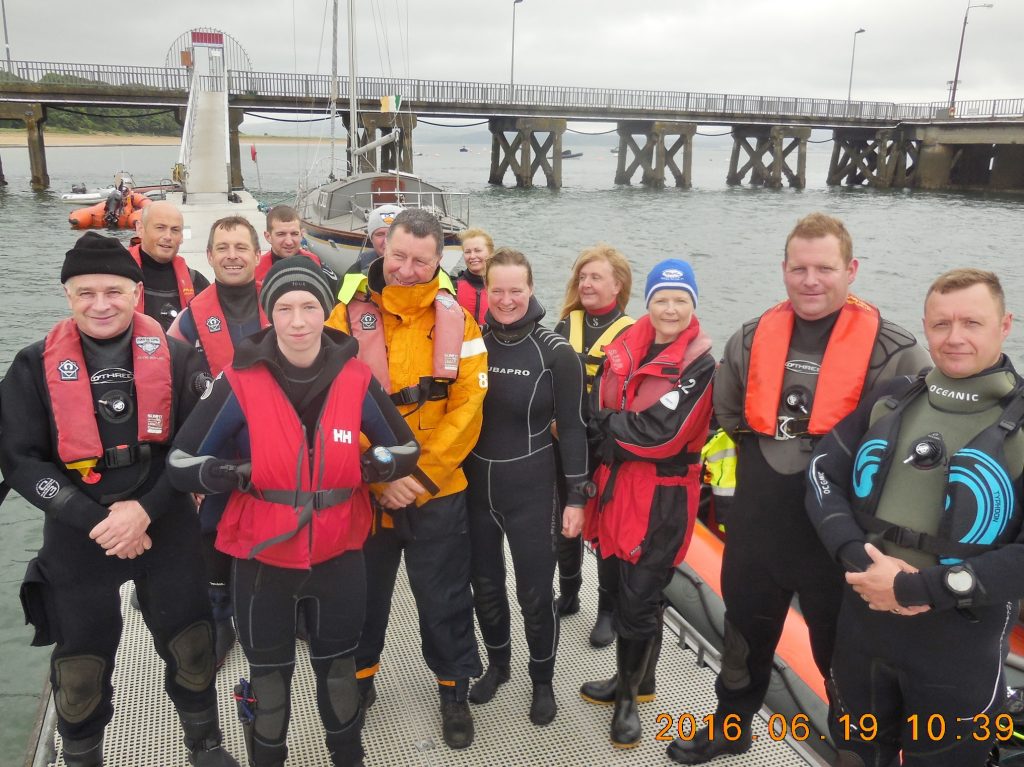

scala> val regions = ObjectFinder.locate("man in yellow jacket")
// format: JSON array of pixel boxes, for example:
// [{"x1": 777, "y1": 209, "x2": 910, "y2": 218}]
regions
[{"x1": 326, "y1": 208, "x2": 487, "y2": 750}]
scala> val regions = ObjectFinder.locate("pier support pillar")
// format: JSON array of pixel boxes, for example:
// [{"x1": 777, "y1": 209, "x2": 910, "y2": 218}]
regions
[
  {"x1": 990, "y1": 144, "x2": 1024, "y2": 191},
  {"x1": 0, "y1": 153, "x2": 6, "y2": 185},
  {"x1": 727, "y1": 126, "x2": 808, "y2": 189},
  {"x1": 357, "y1": 113, "x2": 416, "y2": 174},
  {"x1": 614, "y1": 121, "x2": 695, "y2": 188},
  {"x1": 488, "y1": 117, "x2": 566, "y2": 189},
  {"x1": 827, "y1": 128, "x2": 919, "y2": 188},
  {"x1": 916, "y1": 143, "x2": 955, "y2": 190},
  {"x1": 0, "y1": 102, "x2": 48, "y2": 189},
  {"x1": 228, "y1": 109, "x2": 244, "y2": 190}
]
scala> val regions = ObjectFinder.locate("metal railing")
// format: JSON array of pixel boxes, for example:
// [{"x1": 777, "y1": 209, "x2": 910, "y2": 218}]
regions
[
  {"x1": 4, "y1": 60, "x2": 1022, "y2": 124},
  {"x1": 175, "y1": 73, "x2": 199, "y2": 187}
]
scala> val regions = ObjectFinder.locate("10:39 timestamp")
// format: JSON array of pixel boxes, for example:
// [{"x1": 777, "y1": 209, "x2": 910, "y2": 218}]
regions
[{"x1": 837, "y1": 713, "x2": 1015, "y2": 742}]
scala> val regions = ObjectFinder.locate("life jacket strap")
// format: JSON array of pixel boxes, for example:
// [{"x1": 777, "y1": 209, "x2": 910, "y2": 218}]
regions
[
  {"x1": 101, "y1": 443, "x2": 149, "y2": 470},
  {"x1": 390, "y1": 377, "x2": 451, "y2": 407},
  {"x1": 853, "y1": 510, "x2": 997, "y2": 559},
  {"x1": 247, "y1": 487, "x2": 353, "y2": 510}
]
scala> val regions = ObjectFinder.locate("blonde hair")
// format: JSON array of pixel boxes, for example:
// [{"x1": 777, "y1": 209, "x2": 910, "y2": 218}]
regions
[
  {"x1": 785, "y1": 212, "x2": 853, "y2": 265},
  {"x1": 458, "y1": 228, "x2": 494, "y2": 254},
  {"x1": 559, "y1": 245, "x2": 632, "y2": 320},
  {"x1": 926, "y1": 268, "x2": 1005, "y2": 316}
]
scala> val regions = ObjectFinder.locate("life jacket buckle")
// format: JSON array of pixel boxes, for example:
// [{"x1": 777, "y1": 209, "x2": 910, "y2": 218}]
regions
[
  {"x1": 886, "y1": 525, "x2": 925, "y2": 551},
  {"x1": 102, "y1": 444, "x2": 138, "y2": 469}
]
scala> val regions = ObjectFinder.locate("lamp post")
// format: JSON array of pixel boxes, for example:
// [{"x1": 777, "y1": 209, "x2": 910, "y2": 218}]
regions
[
  {"x1": 949, "y1": 1, "x2": 994, "y2": 115},
  {"x1": 510, "y1": 0, "x2": 523, "y2": 101},
  {"x1": 1, "y1": 0, "x2": 13, "y2": 73},
  {"x1": 845, "y1": 28, "x2": 865, "y2": 116}
]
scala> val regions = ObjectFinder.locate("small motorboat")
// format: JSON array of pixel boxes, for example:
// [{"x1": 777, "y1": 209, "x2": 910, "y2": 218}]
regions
[
  {"x1": 459, "y1": 146, "x2": 469, "y2": 153},
  {"x1": 561, "y1": 149, "x2": 583, "y2": 159},
  {"x1": 60, "y1": 173, "x2": 181, "y2": 204},
  {"x1": 69, "y1": 188, "x2": 152, "y2": 230}
]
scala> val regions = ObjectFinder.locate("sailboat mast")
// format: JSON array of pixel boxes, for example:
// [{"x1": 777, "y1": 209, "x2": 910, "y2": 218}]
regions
[
  {"x1": 347, "y1": 0, "x2": 357, "y2": 176},
  {"x1": 329, "y1": 0, "x2": 338, "y2": 180}
]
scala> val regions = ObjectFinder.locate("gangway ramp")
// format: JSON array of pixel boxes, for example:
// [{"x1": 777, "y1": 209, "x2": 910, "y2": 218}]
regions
[{"x1": 30, "y1": 548, "x2": 823, "y2": 766}]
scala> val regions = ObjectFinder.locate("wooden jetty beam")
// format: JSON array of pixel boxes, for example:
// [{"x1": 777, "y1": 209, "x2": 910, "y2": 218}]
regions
[
  {"x1": 727, "y1": 126, "x2": 810, "y2": 189},
  {"x1": 826, "y1": 128, "x2": 919, "y2": 189},
  {"x1": 614, "y1": 121, "x2": 695, "y2": 188},
  {"x1": 356, "y1": 112, "x2": 416, "y2": 174},
  {"x1": 488, "y1": 117, "x2": 566, "y2": 189},
  {"x1": 0, "y1": 101, "x2": 48, "y2": 189}
]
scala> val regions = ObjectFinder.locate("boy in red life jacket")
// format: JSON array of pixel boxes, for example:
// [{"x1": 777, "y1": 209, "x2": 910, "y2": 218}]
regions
[
  {"x1": 0, "y1": 232, "x2": 237, "y2": 767},
  {"x1": 168, "y1": 258, "x2": 419, "y2": 767},
  {"x1": 167, "y1": 216, "x2": 269, "y2": 668}
]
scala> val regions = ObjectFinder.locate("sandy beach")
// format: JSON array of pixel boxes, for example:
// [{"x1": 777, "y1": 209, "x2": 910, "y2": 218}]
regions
[{"x1": 0, "y1": 129, "x2": 337, "y2": 148}]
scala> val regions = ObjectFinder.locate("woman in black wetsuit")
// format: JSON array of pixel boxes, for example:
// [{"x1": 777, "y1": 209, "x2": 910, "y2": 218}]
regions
[{"x1": 465, "y1": 248, "x2": 590, "y2": 726}]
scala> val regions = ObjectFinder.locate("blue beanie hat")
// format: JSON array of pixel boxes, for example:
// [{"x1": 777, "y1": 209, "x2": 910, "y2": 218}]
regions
[{"x1": 644, "y1": 259, "x2": 698, "y2": 307}]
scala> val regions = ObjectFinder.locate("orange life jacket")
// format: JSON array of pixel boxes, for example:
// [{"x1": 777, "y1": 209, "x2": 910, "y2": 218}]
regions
[
  {"x1": 128, "y1": 244, "x2": 196, "y2": 315},
  {"x1": 42, "y1": 312, "x2": 173, "y2": 482},
  {"x1": 743, "y1": 295, "x2": 880, "y2": 437},
  {"x1": 188, "y1": 285, "x2": 269, "y2": 377}
]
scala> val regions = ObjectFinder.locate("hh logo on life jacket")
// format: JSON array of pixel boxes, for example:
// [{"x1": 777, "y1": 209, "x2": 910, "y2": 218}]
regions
[
  {"x1": 359, "y1": 313, "x2": 377, "y2": 331},
  {"x1": 333, "y1": 429, "x2": 353, "y2": 444},
  {"x1": 135, "y1": 337, "x2": 162, "y2": 355},
  {"x1": 57, "y1": 359, "x2": 80, "y2": 381},
  {"x1": 206, "y1": 317, "x2": 223, "y2": 333}
]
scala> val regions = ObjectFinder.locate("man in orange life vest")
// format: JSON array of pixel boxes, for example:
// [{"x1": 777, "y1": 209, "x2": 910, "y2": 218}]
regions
[
  {"x1": 0, "y1": 232, "x2": 237, "y2": 767},
  {"x1": 129, "y1": 200, "x2": 210, "y2": 330},
  {"x1": 168, "y1": 216, "x2": 269, "y2": 667},
  {"x1": 667, "y1": 213, "x2": 930, "y2": 765},
  {"x1": 326, "y1": 207, "x2": 487, "y2": 750},
  {"x1": 256, "y1": 204, "x2": 340, "y2": 298}
]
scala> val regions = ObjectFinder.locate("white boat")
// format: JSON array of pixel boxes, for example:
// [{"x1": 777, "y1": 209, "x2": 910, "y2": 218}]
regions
[
  {"x1": 59, "y1": 172, "x2": 181, "y2": 204},
  {"x1": 297, "y1": 0, "x2": 468, "y2": 276}
]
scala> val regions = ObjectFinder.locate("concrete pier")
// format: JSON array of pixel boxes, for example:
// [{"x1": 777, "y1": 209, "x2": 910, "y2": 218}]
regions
[
  {"x1": 228, "y1": 110, "x2": 244, "y2": 189},
  {"x1": 614, "y1": 121, "x2": 695, "y2": 188},
  {"x1": 727, "y1": 126, "x2": 809, "y2": 189},
  {"x1": 903, "y1": 123, "x2": 1024, "y2": 192},
  {"x1": 488, "y1": 117, "x2": 566, "y2": 189},
  {"x1": 0, "y1": 102, "x2": 49, "y2": 189}
]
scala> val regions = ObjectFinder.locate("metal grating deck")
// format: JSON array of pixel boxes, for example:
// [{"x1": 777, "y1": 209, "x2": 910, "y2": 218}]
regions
[{"x1": 41, "y1": 549, "x2": 820, "y2": 766}]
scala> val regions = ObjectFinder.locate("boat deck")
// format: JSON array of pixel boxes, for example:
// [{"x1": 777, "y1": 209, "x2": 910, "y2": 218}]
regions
[{"x1": 35, "y1": 550, "x2": 823, "y2": 767}]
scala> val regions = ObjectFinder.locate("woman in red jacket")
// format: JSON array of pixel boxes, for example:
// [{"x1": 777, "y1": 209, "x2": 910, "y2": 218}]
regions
[
  {"x1": 450, "y1": 228, "x2": 493, "y2": 324},
  {"x1": 579, "y1": 259, "x2": 715, "y2": 749}
]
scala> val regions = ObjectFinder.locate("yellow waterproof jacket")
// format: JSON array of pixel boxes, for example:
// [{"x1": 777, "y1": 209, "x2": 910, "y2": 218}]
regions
[
  {"x1": 701, "y1": 428, "x2": 737, "y2": 497},
  {"x1": 327, "y1": 269, "x2": 487, "y2": 506}
]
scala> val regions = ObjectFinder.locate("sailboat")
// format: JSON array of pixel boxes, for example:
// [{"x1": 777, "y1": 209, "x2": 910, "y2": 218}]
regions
[{"x1": 298, "y1": 0, "x2": 468, "y2": 275}]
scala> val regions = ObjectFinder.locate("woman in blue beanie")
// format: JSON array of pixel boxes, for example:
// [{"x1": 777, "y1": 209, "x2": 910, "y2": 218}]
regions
[{"x1": 579, "y1": 258, "x2": 716, "y2": 748}]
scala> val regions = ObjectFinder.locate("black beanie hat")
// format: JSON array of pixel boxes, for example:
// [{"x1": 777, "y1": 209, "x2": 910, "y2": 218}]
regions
[
  {"x1": 61, "y1": 232, "x2": 144, "y2": 284},
  {"x1": 260, "y1": 257, "x2": 334, "y2": 318}
]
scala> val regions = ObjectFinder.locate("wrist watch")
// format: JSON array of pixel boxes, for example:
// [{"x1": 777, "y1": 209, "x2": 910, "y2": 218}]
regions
[{"x1": 943, "y1": 565, "x2": 976, "y2": 608}]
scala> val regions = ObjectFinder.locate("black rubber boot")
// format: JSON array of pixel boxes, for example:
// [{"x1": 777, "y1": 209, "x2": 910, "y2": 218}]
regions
[
  {"x1": 589, "y1": 610, "x2": 615, "y2": 648},
  {"x1": 247, "y1": 738, "x2": 287, "y2": 767},
  {"x1": 610, "y1": 637, "x2": 653, "y2": 748},
  {"x1": 357, "y1": 677, "x2": 377, "y2": 713},
  {"x1": 665, "y1": 715, "x2": 753, "y2": 764},
  {"x1": 178, "y1": 707, "x2": 240, "y2": 766},
  {"x1": 61, "y1": 732, "x2": 104, "y2": 767},
  {"x1": 325, "y1": 711, "x2": 365, "y2": 767},
  {"x1": 529, "y1": 681, "x2": 557, "y2": 726},
  {"x1": 468, "y1": 664, "x2": 510, "y2": 705},
  {"x1": 555, "y1": 592, "x2": 580, "y2": 616},
  {"x1": 438, "y1": 679, "x2": 474, "y2": 750}
]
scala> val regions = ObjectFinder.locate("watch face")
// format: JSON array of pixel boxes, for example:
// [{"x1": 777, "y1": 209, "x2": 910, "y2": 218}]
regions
[{"x1": 946, "y1": 567, "x2": 974, "y2": 595}]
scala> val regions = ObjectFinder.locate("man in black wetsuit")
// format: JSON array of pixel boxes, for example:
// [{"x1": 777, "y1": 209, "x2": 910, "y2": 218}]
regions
[
  {"x1": 667, "y1": 212, "x2": 930, "y2": 765},
  {"x1": 129, "y1": 200, "x2": 210, "y2": 329},
  {"x1": 807, "y1": 268, "x2": 1024, "y2": 767},
  {"x1": 168, "y1": 216, "x2": 268, "y2": 666},
  {"x1": 0, "y1": 232, "x2": 236, "y2": 767}
]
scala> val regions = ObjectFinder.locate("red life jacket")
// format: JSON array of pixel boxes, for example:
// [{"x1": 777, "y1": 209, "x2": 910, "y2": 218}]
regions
[
  {"x1": 342, "y1": 289, "x2": 465, "y2": 393},
  {"x1": 187, "y1": 285, "x2": 269, "y2": 377},
  {"x1": 455, "y1": 273, "x2": 488, "y2": 325},
  {"x1": 42, "y1": 312, "x2": 173, "y2": 482},
  {"x1": 128, "y1": 244, "x2": 196, "y2": 315},
  {"x1": 254, "y1": 250, "x2": 323, "y2": 289},
  {"x1": 743, "y1": 295, "x2": 880, "y2": 437},
  {"x1": 216, "y1": 360, "x2": 373, "y2": 568},
  {"x1": 585, "y1": 316, "x2": 713, "y2": 565}
]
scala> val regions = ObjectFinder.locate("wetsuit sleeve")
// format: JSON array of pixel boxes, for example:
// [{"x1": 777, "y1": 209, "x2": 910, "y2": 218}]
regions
[
  {"x1": 553, "y1": 317, "x2": 569, "y2": 339},
  {"x1": 866, "y1": 320, "x2": 931, "y2": 389},
  {"x1": 596, "y1": 353, "x2": 716, "y2": 463},
  {"x1": 712, "y1": 326, "x2": 748, "y2": 437},
  {"x1": 167, "y1": 372, "x2": 249, "y2": 494},
  {"x1": 360, "y1": 376, "x2": 420, "y2": 479},
  {"x1": 411, "y1": 315, "x2": 487, "y2": 503},
  {"x1": 135, "y1": 341, "x2": 209, "y2": 522},
  {"x1": 551, "y1": 340, "x2": 589, "y2": 506},
  {"x1": 0, "y1": 346, "x2": 110, "y2": 531}
]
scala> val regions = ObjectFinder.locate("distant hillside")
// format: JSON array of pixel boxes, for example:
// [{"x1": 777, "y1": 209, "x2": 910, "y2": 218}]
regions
[{"x1": 0, "y1": 72, "x2": 180, "y2": 135}]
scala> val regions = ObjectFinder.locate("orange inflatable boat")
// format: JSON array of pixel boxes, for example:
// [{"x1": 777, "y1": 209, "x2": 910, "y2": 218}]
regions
[{"x1": 68, "y1": 190, "x2": 151, "y2": 230}]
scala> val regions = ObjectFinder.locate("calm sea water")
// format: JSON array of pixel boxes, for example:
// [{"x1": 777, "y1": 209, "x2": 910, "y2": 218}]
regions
[{"x1": 1, "y1": 136, "x2": 1022, "y2": 756}]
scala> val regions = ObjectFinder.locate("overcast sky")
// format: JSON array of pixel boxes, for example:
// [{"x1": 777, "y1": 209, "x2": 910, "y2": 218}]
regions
[{"x1": 4, "y1": 0, "x2": 1020, "y2": 105}]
